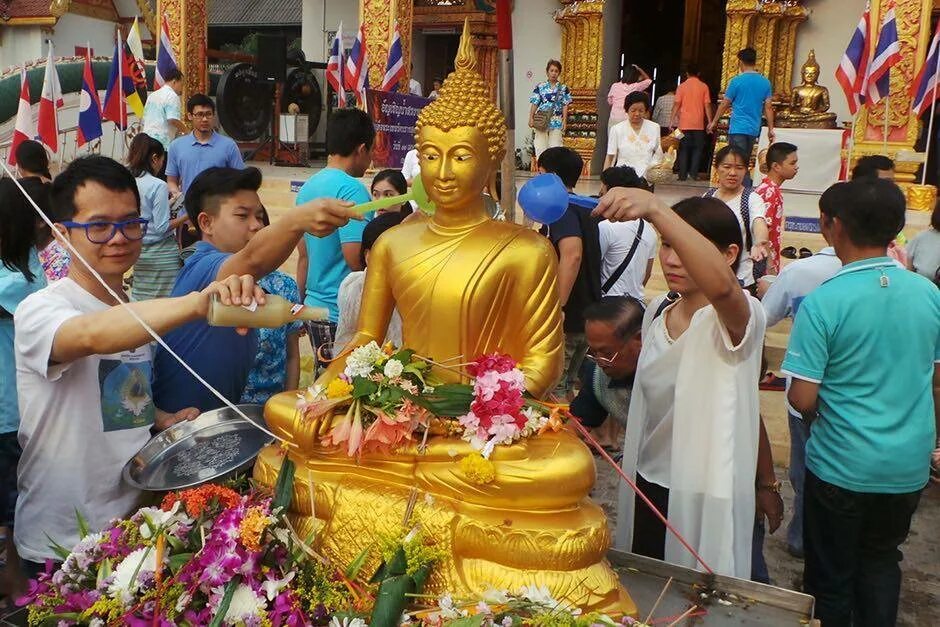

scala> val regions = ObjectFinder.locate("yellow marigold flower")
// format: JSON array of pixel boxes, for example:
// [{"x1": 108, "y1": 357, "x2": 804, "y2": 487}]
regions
[
  {"x1": 326, "y1": 378, "x2": 354, "y2": 399},
  {"x1": 459, "y1": 452, "x2": 496, "y2": 485},
  {"x1": 239, "y1": 506, "x2": 272, "y2": 552},
  {"x1": 382, "y1": 341, "x2": 396, "y2": 355}
]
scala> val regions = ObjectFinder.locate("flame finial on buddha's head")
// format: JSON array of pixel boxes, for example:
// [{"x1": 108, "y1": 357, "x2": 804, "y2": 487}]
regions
[{"x1": 415, "y1": 18, "x2": 506, "y2": 163}]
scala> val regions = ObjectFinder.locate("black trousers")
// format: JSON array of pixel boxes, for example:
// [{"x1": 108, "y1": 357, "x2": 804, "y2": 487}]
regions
[
  {"x1": 632, "y1": 473, "x2": 669, "y2": 559},
  {"x1": 677, "y1": 130, "x2": 706, "y2": 180},
  {"x1": 803, "y1": 470, "x2": 922, "y2": 627}
]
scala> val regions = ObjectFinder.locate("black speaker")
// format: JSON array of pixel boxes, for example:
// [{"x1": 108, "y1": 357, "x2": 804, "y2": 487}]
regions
[{"x1": 257, "y1": 33, "x2": 287, "y2": 82}]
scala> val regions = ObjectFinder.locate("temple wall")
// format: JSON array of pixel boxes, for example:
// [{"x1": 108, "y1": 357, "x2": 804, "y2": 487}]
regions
[
  {"x1": 511, "y1": 0, "x2": 562, "y2": 151},
  {"x1": 300, "y1": 0, "x2": 360, "y2": 65},
  {"x1": 792, "y1": 0, "x2": 867, "y2": 126},
  {"x1": 51, "y1": 13, "x2": 117, "y2": 57},
  {"x1": 0, "y1": 28, "x2": 45, "y2": 70}
]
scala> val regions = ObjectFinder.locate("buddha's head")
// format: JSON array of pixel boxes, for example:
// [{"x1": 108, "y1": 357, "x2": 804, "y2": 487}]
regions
[
  {"x1": 801, "y1": 50, "x2": 820, "y2": 85},
  {"x1": 415, "y1": 19, "x2": 506, "y2": 213}
]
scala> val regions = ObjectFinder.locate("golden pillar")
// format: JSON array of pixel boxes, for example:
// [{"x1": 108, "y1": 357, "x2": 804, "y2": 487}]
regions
[
  {"x1": 720, "y1": 0, "x2": 806, "y2": 94},
  {"x1": 852, "y1": 0, "x2": 934, "y2": 185},
  {"x1": 158, "y1": 0, "x2": 207, "y2": 104},
  {"x1": 361, "y1": 0, "x2": 413, "y2": 92},
  {"x1": 555, "y1": 0, "x2": 605, "y2": 173}
]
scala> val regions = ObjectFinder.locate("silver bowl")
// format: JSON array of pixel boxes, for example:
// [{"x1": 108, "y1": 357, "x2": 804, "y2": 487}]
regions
[{"x1": 122, "y1": 404, "x2": 274, "y2": 491}]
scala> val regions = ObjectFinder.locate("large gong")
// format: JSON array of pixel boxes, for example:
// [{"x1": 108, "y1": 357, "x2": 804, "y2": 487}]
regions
[
  {"x1": 282, "y1": 66, "x2": 323, "y2": 128},
  {"x1": 216, "y1": 63, "x2": 272, "y2": 142}
]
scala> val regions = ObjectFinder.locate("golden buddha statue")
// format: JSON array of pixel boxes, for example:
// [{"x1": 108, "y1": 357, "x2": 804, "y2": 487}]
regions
[
  {"x1": 778, "y1": 50, "x2": 837, "y2": 129},
  {"x1": 253, "y1": 20, "x2": 636, "y2": 616}
]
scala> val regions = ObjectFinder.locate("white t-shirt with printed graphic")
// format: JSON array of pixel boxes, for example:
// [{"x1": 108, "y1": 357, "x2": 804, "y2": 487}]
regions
[{"x1": 14, "y1": 278, "x2": 154, "y2": 561}]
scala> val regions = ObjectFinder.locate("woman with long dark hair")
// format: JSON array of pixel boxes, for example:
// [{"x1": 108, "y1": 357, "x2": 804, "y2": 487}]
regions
[
  {"x1": 126, "y1": 133, "x2": 186, "y2": 300},
  {"x1": 0, "y1": 176, "x2": 48, "y2": 596},
  {"x1": 593, "y1": 189, "x2": 773, "y2": 579},
  {"x1": 370, "y1": 169, "x2": 413, "y2": 215}
]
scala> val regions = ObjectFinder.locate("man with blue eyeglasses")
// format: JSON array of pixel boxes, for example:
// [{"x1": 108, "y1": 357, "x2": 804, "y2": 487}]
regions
[{"x1": 11, "y1": 156, "x2": 266, "y2": 578}]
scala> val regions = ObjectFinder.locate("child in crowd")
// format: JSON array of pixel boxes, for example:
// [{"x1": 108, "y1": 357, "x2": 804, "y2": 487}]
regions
[
  {"x1": 593, "y1": 188, "x2": 771, "y2": 580},
  {"x1": 0, "y1": 178, "x2": 49, "y2": 596},
  {"x1": 429, "y1": 78, "x2": 443, "y2": 100},
  {"x1": 705, "y1": 145, "x2": 770, "y2": 290},
  {"x1": 240, "y1": 209, "x2": 303, "y2": 405},
  {"x1": 370, "y1": 169, "x2": 413, "y2": 215},
  {"x1": 335, "y1": 211, "x2": 406, "y2": 351},
  {"x1": 755, "y1": 142, "x2": 798, "y2": 275},
  {"x1": 537, "y1": 147, "x2": 601, "y2": 398}
]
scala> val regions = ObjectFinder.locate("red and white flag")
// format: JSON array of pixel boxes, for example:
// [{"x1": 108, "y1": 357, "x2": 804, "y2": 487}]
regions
[
  {"x1": 326, "y1": 23, "x2": 347, "y2": 105},
  {"x1": 345, "y1": 24, "x2": 369, "y2": 105},
  {"x1": 381, "y1": 22, "x2": 405, "y2": 92},
  {"x1": 37, "y1": 44, "x2": 64, "y2": 153},
  {"x1": 7, "y1": 68, "x2": 35, "y2": 167}
]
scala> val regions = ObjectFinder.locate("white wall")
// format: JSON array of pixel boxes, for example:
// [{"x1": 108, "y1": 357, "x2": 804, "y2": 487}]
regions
[
  {"x1": 0, "y1": 27, "x2": 45, "y2": 71},
  {"x1": 511, "y1": 0, "x2": 561, "y2": 149},
  {"x1": 792, "y1": 0, "x2": 867, "y2": 126},
  {"x1": 301, "y1": 0, "x2": 360, "y2": 64},
  {"x1": 51, "y1": 13, "x2": 119, "y2": 58},
  {"x1": 411, "y1": 32, "x2": 426, "y2": 95}
]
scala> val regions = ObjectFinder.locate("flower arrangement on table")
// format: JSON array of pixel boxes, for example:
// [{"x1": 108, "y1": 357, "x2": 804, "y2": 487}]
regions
[{"x1": 297, "y1": 343, "x2": 567, "y2": 477}]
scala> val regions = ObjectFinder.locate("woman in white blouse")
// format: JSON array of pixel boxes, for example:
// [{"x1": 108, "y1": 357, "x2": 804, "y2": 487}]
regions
[
  {"x1": 604, "y1": 91, "x2": 663, "y2": 180},
  {"x1": 592, "y1": 189, "x2": 774, "y2": 580}
]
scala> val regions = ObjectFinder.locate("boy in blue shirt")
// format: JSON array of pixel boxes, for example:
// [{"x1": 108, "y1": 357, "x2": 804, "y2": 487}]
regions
[
  {"x1": 153, "y1": 166, "x2": 357, "y2": 413},
  {"x1": 783, "y1": 178, "x2": 940, "y2": 626},
  {"x1": 708, "y1": 48, "x2": 775, "y2": 187},
  {"x1": 295, "y1": 109, "x2": 375, "y2": 367}
]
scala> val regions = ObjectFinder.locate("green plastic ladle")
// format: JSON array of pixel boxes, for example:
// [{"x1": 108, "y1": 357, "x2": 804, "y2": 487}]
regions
[{"x1": 351, "y1": 175, "x2": 436, "y2": 215}]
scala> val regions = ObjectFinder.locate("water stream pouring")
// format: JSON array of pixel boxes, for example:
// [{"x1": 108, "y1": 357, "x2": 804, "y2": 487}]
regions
[{"x1": 350, "y1": 175, "x2": 437, "y2": 214}]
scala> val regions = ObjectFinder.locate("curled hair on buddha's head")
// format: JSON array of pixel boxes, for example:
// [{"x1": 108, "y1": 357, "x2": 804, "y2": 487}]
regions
[{"x1": 415, "y1": 18, "x2": 507, "y2": 164}]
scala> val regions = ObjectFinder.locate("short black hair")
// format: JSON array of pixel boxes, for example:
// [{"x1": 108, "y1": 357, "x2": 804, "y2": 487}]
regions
[
  {"x1": 15, "y1": 140, "x2": 51, "y2": 179},
  {"x1": 737, "y1": 47, "x2": 757, "y2": 65},
  {"x1": 851, "y1": 155, "x2": 895, "y2": 180},
  {"x1": 327, "y1": 108, "x2": 376, "y2": 157},
  {"x1": 361, "y1": 210, "x2": 406, "y2": 267},
  {"x1": 546, "y1": 59, "x2": 562, "y2": 73},
  {"x1": 765, "y1": 142, "x2": 798, "y2": 169},
  {"x1": 624, "y1": 91, "x2": 650, "y2": 112},
  {"x1": 185, "y1": 166, "x2": 263, "y2": 238},
  {"x1": 684, "y1": 63, "x2": 700, "y2": 77},
  {"x1": 600, "y1": 166, "x2": 651, "y2": 192},
  {"x1": 583, "y1": 296, "x2": 645, "y2": 340},
  {"x1": 672, "y1": 196, "x2": 743, "y2": 271},
  {"x1": 819, "y1": 178, "x2": 905, "y2": 248},
  {"x1": 0, "y1": 177, "x2": 46, "y2": 282},
  {"x1": 163, "y1": 68, "x2": 183, "y2": 83},
  {"x1": 537, "y1": 146, "x2": 583, "y2": 189},
  {"x1": 51, "y1": 155, "x2": 140, "y2": 222},
  {"x1": 186, "y1": 93, "x2": 215, "y2": 114},
  {"x1": 714, "y1": 144, "x2": 750, "y2": 167}
]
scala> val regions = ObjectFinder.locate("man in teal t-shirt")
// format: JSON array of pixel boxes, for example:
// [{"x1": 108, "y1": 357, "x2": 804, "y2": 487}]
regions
[
  {"x1": 296, "y1": 108, "x2": 375, "y2": 364},
  {"x1": 783, "y1": 179, "x2": 940, "y2": 627}
]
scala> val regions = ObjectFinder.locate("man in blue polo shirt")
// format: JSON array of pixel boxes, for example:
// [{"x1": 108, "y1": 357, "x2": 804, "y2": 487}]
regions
[
  {"x1": 153, "y1": 166, "x2": 358, "y2": 413},
  {"x1": 166, "y1": 94, "x2": 245, "y2": 258},
  {"x1": 708, "y1": 48, "x2": 774, "y2": 187},
  {"x1": 783, "y1": 178, "x2": 940, "y2": 627},
  {"x1": 295, "y1": 109, "x2": 374, "y2": 365}
]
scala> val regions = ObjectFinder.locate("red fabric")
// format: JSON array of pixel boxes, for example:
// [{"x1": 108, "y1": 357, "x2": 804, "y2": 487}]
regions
[
  {"x1": 496, "y1": 0, "x2": 512, "y2": 50},
  {"x1": 755, "y1": 177, "x2": 784, "y2": 275}
]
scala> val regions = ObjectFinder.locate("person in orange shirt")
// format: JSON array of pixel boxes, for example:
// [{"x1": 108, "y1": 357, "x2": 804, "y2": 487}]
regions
[{"x1": 672, "y1": 65, "x2": 713, "y2": 181}]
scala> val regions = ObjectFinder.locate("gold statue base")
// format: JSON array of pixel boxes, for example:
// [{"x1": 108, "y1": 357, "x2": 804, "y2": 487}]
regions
[
  {"x1": 776, "y1": 114, "x2": 837, "y2": 130},
  {"x1": 253, "y1": 399, "x2": 636, "y2": 617},
  {"x1": 906, "y1": 184, "x2": 936, "y2": 211}
]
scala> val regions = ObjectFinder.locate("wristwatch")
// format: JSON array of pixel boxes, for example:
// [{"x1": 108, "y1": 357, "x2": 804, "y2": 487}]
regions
[{"x1": 757, "y1": 480, "x2": 782, "y2": 494}]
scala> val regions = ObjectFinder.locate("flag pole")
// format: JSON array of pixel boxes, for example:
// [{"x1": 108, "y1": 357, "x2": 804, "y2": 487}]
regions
[
  {"x1": 845, "y1": 111, "x2": 859, "y2": 180},
  {"x1": 496, "y1": 0, "x2": 516, "y2": 222},
  {"x1": 921, "y1": 58, "x2": 940, "y2": 185},
  {"x1": 117, "y1": 25, "x2": 125, "y2": 159},
  {"x1": 882, "y1": 94, "x2": 890, "y2": 154}
]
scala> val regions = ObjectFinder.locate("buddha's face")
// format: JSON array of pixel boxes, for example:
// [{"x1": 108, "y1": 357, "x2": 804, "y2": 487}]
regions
[
  {"x1": 418, "y1": 125, "x2": 494, "y2": 212},
  {"x1": 802, "y1": 66, "x2": 819, "y2": 85}
]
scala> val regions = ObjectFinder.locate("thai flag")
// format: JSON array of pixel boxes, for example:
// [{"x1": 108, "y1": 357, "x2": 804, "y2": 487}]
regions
[
  {"x1": 326, "y1": 24, "x2": 347, "y2": 106},
  {"x1": 103, "y1": 40, "x2": 128, "y2": 129},
  {"x1": 154, "y1": 13, "x2": 180, "y2": 90},
  {"x1": 381, "y1": 21, "x2": 405, "y2": 92},
  {"x1": 864, "y1": 2, "x2": 902, "y2": 106},
  {"x1": 77, "y1": 49, "x2": 103, "y2": 147},
  {"x1": 911, "y1": 21, "x2": 940, "y2": 115},
  {"x1": 835, "y1": 3, "x2": 870, "y2": 115},
  {"x1": 345, "y1": 24, "x2": 369, "y2": 105},
  {"x1": 37, "y1": 45, "x2": 63, "y2": 154},
  {"x1": 7, "y1": 68, "x2": 35, "y2": 167}
]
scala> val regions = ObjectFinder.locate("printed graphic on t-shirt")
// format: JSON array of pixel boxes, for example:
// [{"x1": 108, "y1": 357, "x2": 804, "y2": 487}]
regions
[{"x1": 99, "y1": 353, "x2": 155, "y2": 432}]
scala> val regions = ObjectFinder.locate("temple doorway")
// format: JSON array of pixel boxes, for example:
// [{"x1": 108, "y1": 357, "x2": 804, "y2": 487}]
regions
[
  {"x1": 420, "y1": 33, "x2": 460, "y2": 93},
  {"x1": 618, "y1": 0, "x2": 727, "y2": 98}
]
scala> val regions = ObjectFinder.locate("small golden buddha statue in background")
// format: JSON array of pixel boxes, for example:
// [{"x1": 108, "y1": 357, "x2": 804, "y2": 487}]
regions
[
  {"x1": 778, "y1": 49, "x2": 838, "y2": 129},
  {"x1": 254, "y1": 19, "x2": 636, "y2": 616}
]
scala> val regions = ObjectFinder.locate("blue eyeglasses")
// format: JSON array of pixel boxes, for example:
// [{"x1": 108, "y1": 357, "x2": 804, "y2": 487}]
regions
[{"x1": 60, "y1": 218, "x2": 149, "y2": 244}]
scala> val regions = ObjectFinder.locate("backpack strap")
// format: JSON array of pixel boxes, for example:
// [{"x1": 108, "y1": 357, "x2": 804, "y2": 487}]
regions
[
  {"x1": 601, "y1": 220, "x2": 646, "y2": 295},
  {"x1": 739, "y1": 187, "x2": 754, "y2": 251},
  {"x1": 652, "y1": 291, "x2": 680, "y2": 320}
]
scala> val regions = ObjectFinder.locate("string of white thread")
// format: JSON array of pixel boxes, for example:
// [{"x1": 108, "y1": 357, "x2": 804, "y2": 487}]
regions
[{"x1": 1, "y1": 161, "x2": 291, "y2": 447}]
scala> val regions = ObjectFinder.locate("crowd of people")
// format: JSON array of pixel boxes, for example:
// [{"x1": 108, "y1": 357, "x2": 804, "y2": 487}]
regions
[{"x1": 0, "y1": 52, "x2": 937, "y2": 627}]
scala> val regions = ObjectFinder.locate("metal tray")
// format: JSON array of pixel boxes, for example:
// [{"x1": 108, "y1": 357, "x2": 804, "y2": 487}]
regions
[{"x1": 122, "y1": 404, "x2": 274, "y2": 491}]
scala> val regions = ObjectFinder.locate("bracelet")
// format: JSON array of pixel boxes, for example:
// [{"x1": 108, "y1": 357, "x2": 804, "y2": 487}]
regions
[{"x1": 757, "y1": 480, "x2": 781, "y2": 494}]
